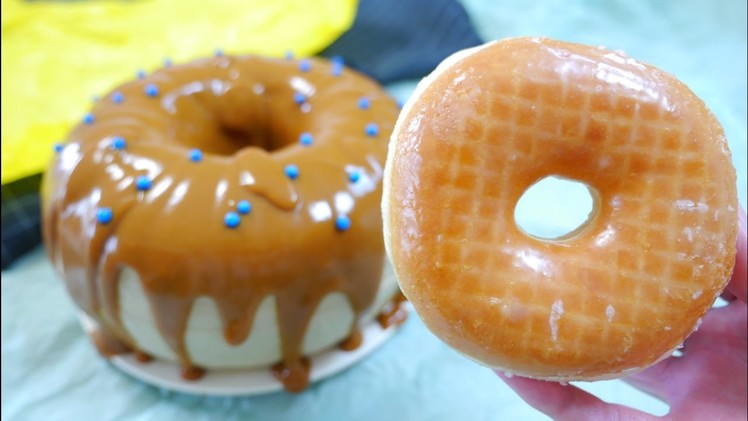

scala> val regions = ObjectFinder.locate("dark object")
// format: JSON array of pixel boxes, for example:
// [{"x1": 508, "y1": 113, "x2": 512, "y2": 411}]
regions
[
  {"x1": 320, "y1": 0, "x2": 483, "y2": 84},
  {"x1": 2, "y1": 174, "x2": 43, "y2": 269}
]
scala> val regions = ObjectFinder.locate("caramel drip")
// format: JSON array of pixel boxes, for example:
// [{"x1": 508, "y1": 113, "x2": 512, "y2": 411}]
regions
[
  {"x1": 181, "y1": 365, "x2": 206, "y2": 381},
  {"x1": 235, "y1": 147, "x2": 298, "y2": 210},
  {"x1": 134, "y1": 350, "x2": 154, "y2": 363},
  {"x1": 338, "y1": 326, "x2": 363, "y2": 351},
  {"x1": 377, "y1": 292, "x2": 409, "y2": 329},
  {"x1": 90, "y1": 325, "x2": 132, "y2": 358},
  {"x1": 272, "y1": 357, "x2": 311, "y2": 393},
  {"x1": 98, "y1": 203, "x2": 138, "y2": 346},
  {"x1": 145, "y1": 291, "x2": 197, "y2": 367},
  {"x1": 42, "y1": 55, "x2": 401, "y2": 392},
  {"x1": 42, "y1": 199, "x2": 60, "y2": 270},
  {"x1": 214, "y1": 295, "x2": 265, "y2": 346}
]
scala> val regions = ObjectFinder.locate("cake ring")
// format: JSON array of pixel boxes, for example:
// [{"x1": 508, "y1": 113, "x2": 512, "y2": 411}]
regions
[{"x1": 43, "y1": 53, "x2": 404, "y2": 392}]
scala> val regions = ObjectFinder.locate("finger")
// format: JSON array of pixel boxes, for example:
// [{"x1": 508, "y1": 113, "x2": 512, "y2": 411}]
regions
[
  {"x1": 496, "y1": 372, "x2": 653, "y2": 421},
  {"x1": 726, "y1": 206, "x2": 747, "y2": 304},
  {"x1": 622, "y1": 356, "x2": 676, "y2": 402},
  {"x1": 719, "y1": 288, "x2": 737, "y2": 302},
  {"x1": 686, "y1": 298, "x2": 746, "y2": 341}
]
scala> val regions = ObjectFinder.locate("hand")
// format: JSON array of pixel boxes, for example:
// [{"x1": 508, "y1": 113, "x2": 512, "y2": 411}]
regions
[{"x1": 497, "y1": 207, "x2": 747, "y2": 420}]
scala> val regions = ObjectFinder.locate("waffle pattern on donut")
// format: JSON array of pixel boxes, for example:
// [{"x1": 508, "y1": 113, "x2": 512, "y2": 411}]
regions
[{"x1": 385, "y1": 38, "x2": 738, "y2": 378}]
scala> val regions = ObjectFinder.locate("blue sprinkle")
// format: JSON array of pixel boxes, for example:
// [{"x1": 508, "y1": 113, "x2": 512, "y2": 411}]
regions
[
  {"x1": 293, "y1": 92, "x2": 306, "y2": 104},
  {"x1": 299, "y1": 132, "x2": 313, "y2": 146},
  {"x1": 53, "y1": 143, "x2": 64, "y2": 153},
  {"x1": 111, "y1": 136, "x2": 126, "y2": 150},
  {"x1": 224, "y1": 212, "x2": 241, "y2": 228},
  {"x1": 348, "y1": 171, "x2": 360, "y2": 183},
  {"x1": 189, "y1": 148, "x2": 203, "y2": 162},
  {"x1": 284, "y1": 164, "x2": 299, "y2": 180},
  {"x1": 136, "y1": 69, "x2": 147, "y2": 79},
  {"x1": 145, "y1": 84, "x2": 159, "y2": 97},
  {"x1": 96, "y1": 207, "x2": 113, "y2": 224},
  {"x1": 135, "y1": 175, "x2": 152, "y2": 191},
  {"x1": 335, "y1": 215, "x2": 351, "y2": 231},
  {"x1": 214, "y1": 48, "x2": 224, "y2": 57},
  {"x1": 237, "y1": 200, "x2": 252, "y2": 215},
  {"x1": 358, "y1": 97, "x2": 371, "y2": 110},
  {"x1": 331, "y1": 56, "x2": 344, "y2": 77},
  {"x1": 285, "y1": 50, "x2": 294, "y2": 60},
  {"x1": 164, "y1": 58, "x2": 173, "y2": 67},
  {"x1": 112, "y1": 92, "x2": 124, "y2": 104},
  {"x1": 83, "y1": 113, "x2": 95, "y2": 125},
  {"x1": 365, "y1": 123, "x2": 379, "y2": 137},
  {"x1": 299, "y1": 60, "x2": 311, "y2": 72}
]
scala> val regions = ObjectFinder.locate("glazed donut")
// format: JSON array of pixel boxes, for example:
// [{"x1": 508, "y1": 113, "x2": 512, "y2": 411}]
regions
[
  {"x1": 383, "y1": 37, "x2": 739, "y2": 381},
  {"x1": 43, "y1": 54, "x2": 403, "y2": 392}
]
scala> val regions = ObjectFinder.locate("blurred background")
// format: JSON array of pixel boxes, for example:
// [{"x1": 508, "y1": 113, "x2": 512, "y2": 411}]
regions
[{"x1": 2, "y1": 0, "x2": 745, "y2": 419}]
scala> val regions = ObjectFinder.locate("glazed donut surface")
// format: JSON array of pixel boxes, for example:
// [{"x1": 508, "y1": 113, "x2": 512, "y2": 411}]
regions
[
  {"x1": 383, "y1": 37, "x2": 738, "y2": 380},
  {"x1": 43, "y1": 54, "x2": 402, "y2": 392}
]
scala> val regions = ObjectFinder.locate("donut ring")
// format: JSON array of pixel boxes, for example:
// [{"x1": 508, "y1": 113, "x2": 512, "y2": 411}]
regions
[
  {"x1": 383, "y1": 37, "x2": 739, "y2": 380},
  {"x1": 43, "y1": 54, "x2": 401, "y2": 391}
]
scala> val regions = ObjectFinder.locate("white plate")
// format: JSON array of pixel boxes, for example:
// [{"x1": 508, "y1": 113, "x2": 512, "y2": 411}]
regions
[{"x1": 77, "y1": 305, "x2": 409, "y2": 396}]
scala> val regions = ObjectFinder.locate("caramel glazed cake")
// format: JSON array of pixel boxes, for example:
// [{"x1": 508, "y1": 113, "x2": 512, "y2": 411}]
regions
[{"x1": 42, "y1": 53, "x2": 408, "y2": 392}]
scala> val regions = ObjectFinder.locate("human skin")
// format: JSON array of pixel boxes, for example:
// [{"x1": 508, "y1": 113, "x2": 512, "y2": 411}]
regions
[{"x1": 497, "y1": 207, "x2": 747, "y2": 421}]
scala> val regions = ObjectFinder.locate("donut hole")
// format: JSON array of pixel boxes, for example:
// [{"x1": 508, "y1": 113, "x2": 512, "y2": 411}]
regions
[
  {"x1": 175, "y1": 84, "x2": 295, "y2": 155},
  {"x1": 214, "y1": 85, "x2": 291, "y2": 154},
  {"x1": 514, "y1": 176, "x2": 596, "y2": 241},
  {"x1": 219, "y1": 125, "x2": 284, "y2": 153}
]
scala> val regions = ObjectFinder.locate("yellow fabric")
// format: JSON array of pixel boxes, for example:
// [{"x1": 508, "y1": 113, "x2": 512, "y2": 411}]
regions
[{"x1": 0, "y1": 0, "x2": 357, "y2": 184}]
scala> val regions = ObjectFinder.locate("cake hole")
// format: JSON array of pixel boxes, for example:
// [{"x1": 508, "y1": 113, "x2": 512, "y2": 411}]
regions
[
  {"x1": 220, "y1": 126, "x2": 286, "y2": 152},
  {"x1": 204, "y1": 85, "x2": 295, "y2": 155},
  {"x1": 514, "y1": 176, "x2": 596, "y2": 240}
]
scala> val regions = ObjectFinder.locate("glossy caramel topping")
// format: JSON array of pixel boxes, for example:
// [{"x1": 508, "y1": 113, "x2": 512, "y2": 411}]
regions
[{"x1": 42, "y1": 55, "x2": 401, "y2": 391}]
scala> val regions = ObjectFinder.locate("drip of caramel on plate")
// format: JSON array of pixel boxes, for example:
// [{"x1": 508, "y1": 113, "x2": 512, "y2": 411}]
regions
[{"x1": 377, "y1": 292, "x2": 409, "y2": 329}]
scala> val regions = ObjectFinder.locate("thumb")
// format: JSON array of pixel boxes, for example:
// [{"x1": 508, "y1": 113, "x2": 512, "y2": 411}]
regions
[
  {"x1": 727, "y1": 206, "x2": 747, "y2": 303},
  {"x1": 495, "y1": 372, "x2": 654, "y2": 421}
]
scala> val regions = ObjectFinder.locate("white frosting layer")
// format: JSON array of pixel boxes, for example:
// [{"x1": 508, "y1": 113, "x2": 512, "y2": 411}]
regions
[{"x1": 118, "y1": 262, "x2": 400, "y2": 369}]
